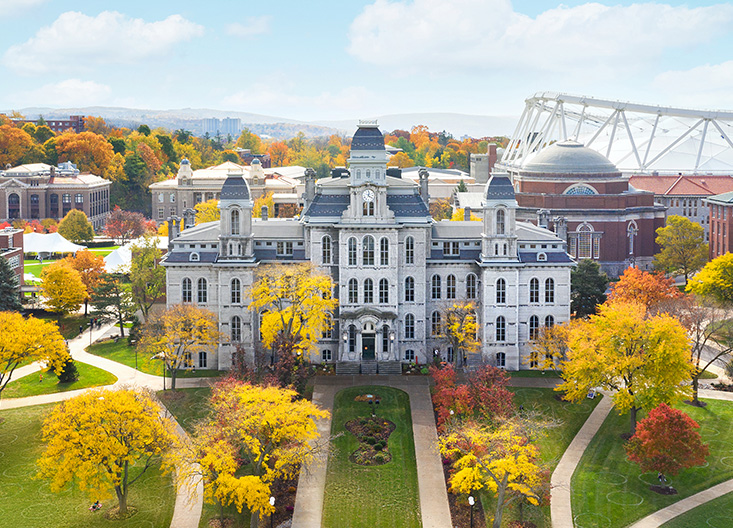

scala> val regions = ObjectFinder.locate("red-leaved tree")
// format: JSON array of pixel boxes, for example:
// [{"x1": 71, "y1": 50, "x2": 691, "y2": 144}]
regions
[
  {"x1": 430, "y1": 364, "x2": 472, "y2": 432},
  {"x1": 625, "y1": 403, "x2": 709, "y2": 482},
  {"x1": 467, "y1": 365, "x2": 514, "y2": 422},
  {"x1": 104, "y1": 206, "x2": 147, "y2": 245}
]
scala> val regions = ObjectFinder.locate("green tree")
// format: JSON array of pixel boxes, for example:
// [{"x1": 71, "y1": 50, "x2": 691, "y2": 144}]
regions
[
  {"x1": 0, "y1": 257, "x2": 21, "y2": 311},
  {"x1": 137, "y1": 124, "x2": 151, "y2": 136},
  {"x1": 155, "y1": 133, "x2": 177, "y2": 163},
  {"x1": 57, "y1": 209, "x2": 94, "y2": 243},
  {"x1": 109, "y1": 137, "x2": 126, "y2": 155},
  {"x1": 90, "y1": 273, "x2": 135, "y2": 337},
  {"x1": 129, "y1": 236, "x2": 166, "y2": 319},
  {"x1": 570, "y1": 259, "x2": 609, "y2": 318},
  {"x1": 174, "y1": 129, "x2": 192, "y2": 144},
  {"x1": 654, "y1": 215, "x2": 708, "y2": 285}
]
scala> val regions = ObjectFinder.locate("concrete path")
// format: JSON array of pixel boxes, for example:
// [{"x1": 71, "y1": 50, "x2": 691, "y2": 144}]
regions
[
  {"x1": 550, "y1": 393, "x2": 614, "y2": 528},
  {"x1": 291, "y1": 375, "x2": 452, "y2": 528}
]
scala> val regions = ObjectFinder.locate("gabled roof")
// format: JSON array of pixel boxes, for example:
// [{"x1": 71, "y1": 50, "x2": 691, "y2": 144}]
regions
[{"x1": 629, "y1": 174, "x2": 733, "y2": 196}]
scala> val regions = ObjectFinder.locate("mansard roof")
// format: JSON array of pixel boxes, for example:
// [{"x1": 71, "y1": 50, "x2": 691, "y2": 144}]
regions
[
  {"x1": 351, "y1": 123, "x2": 385, "y2": 151},
  {"x1": 220, "y1": 172, "x2": 251, "y2": 201}
]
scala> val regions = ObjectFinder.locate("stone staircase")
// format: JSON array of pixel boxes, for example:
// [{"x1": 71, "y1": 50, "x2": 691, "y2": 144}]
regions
[
  {"x1": 335, "y1": 362, "x2": 361, "y2": 375},
  {"x1": 378, "y1": 361, "x2": 402, "y2": 375},
  {"x1": 361, "y1": 360, "x2": 378, "y2": 375},
  {"x1": 335, "y1": 360, "x2": 403, "y2": 376}
]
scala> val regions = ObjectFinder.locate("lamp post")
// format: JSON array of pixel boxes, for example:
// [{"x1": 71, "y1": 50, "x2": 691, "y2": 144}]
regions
[
  {"x1": 269, "y1": 496, "x2": 275, "y2": 528},
  {"x1": 468, "y1": 496, "x2": 475, "y2": 528},
  {"x1": 389, "y1": 330, "x2": 395, "y2": 359}
]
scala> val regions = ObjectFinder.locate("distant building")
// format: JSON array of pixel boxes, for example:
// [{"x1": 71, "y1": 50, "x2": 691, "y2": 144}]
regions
[
  {"x1": 0, "y1": 227, "x2": 24, "y2": 290},
  {"x1": 469, "y1": 144, "x2": 499, "y2": 183},
  {"x1": 236, "y1": 150, "x2": 271, "y2": 168},
  {"x1": 0, "y1": 162, "x2": 111, "y2": 230},
  {"x1": 10, "y1": 115, "x2": 85, "y2": 134},
  {"x1": 706, "y1": 191, "x2": 733, "y2": 259},
  {"x1": 201, "y1": 117, "x2": 243, "y2": 138}
]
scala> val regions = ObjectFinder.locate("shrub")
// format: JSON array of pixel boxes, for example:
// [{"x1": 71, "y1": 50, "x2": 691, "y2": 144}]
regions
[
  {"x1": 365, "y1": 436, "x2": 377, "y2": 445},
  {"x1": 57, "y1": 357, "x2": 79, "y2": 383}
]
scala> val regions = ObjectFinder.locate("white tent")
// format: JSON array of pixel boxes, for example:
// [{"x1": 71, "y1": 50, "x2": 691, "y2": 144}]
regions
[
  {"x1": 103, "y1": 236, "x2": 168, "y2": 273},
  {"x1": 23, "y1": 232, "x2": 86, "y2": 258}
]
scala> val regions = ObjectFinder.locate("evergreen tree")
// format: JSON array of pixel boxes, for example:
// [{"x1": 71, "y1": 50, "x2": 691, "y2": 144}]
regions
[
  {"x1": 571, "y1": 259, "x2": 609, "y2": 318},
  {"x1": 57, "y1": 356, "x2": 79, "y2": 383},
  {"x1": 91, "y1": 273, "x2": 135, "y2": 337},
  {"x1": 0, "y1": 257, "x2": 21, "y2": 311}
]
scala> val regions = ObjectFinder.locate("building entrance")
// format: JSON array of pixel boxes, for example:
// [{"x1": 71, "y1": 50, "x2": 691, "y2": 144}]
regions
[{"x1": 362, "y1": 334, "x2": 375, "y2": 360}]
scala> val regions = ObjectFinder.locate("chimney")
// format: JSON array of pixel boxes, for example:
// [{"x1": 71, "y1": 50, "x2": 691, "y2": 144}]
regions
[
  {"x1": 303, "y1": 168, "x2": 317, "y2": 210},
  {"x1": 183, "y1": 208, "x2": 195, "y2": 229},
  {"x1": 554, "y1": 217, "x2": 568, "y2": 243},
  {"x1": 464, "y1": 207, "x2": 471, "y2": 221},
  {"x1": 261, "y1": 205, "x2": 268, "y2": 221},
  {"x1": 418, "y1": 168, "x2": 429, "y2": 205},
  {"x1": 538, "y1": 209, "x2": 550, "y2": 229}
]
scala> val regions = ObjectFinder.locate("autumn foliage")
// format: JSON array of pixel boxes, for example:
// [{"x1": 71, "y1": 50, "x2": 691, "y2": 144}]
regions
[
  {"x1": 607, "y1": 267, "x2": 681, "y2": 312},
  {"x1": 625, "y1": 403, "x2": 709, "y2": 479}
]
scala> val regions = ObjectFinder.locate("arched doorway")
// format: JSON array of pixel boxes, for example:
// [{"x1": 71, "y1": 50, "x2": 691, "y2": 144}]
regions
[
  {"x1": 8, "y1": 193, "x2": 20, "y2": 219},
  {"x1": 362, "y1": 321, "x2": 376, "y2": 360}
]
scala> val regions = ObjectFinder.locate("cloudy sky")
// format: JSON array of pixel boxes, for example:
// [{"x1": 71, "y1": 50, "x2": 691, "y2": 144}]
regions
[{"x1": 2, "y1": 0, "x2": 733, "y2": 120}]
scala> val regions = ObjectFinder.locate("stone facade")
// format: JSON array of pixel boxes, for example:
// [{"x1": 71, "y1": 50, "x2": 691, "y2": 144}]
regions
[{"x1": 162, "y1": 122, "x2": 573, "y2": 371}]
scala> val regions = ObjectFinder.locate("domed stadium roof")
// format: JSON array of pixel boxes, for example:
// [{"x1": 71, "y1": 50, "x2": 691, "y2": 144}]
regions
[
  {"x1": 220, "y1": 172, "x2": 251, "y2": 201},
  {"x1": 180, "y1": 158, "x2": 190, "y2": 165},
  {"x1": 485, "y1": 172, "x2": 516, "y2": 200},
  {"x1": 522, "y1": 140, "x2": 619, "y2": 175},
  {"x1": 251, "y1": 158, "x2": 261, "y2": 165},
  {"x1": 351, "y1": 123, "x2": 385, "y2": 151}
]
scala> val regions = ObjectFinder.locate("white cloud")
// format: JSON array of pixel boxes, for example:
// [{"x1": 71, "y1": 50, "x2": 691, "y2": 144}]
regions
[
  {"x1": 226, "y1": 16, "x2": 271, "y2": 38},
  {"x1": 0, "y1": 0, "x2": 46, "y2": 16},
  {"x1": 654, "y1": 62, "x2": 733, "y2": 110},
  {"x1": 10, "y1": 79, "x2": 112, "y2": 107},
  {"x1": 348, "y1": 0, "x2": 733, "y2": 77},
  {"x1": 3, "y1": 11, "x2": 204, "y2": 75}
]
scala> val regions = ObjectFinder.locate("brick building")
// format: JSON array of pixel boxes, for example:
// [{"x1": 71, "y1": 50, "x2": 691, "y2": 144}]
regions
[
  {"x1": 0, "y1": 227, "x2": 24, "y2": 289},
  {"x1": 706, "y1": 191, "x2": 733, "y2": 259},
  {"x1": 11, "y1": 115, "x2": 84, "y2": 134}
]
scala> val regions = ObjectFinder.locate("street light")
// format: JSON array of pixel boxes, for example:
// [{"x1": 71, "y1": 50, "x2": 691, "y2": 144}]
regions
[
  {"x1": 468, "y1": 496, "x2": 475, "y2": 528},
  {"x1": 269, "y1": 496, "x2": 275, "y2": 528}
]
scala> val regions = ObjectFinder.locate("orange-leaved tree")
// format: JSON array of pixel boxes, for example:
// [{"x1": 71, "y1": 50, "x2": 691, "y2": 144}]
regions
[
  {"x1": 61, "y1": 249, "x2": 105, "y2": 315},
  {"x1": 606, "y1": 267, "x2": 681, "y2": 313}
]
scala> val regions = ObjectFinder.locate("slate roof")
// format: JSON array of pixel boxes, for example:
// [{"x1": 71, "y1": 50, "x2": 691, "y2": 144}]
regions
[
  {"x1": 707, "y1": 191, "x2": 733, "y2": 204},
  {"x1": 351, "y1": 125, "x2": 385, "y2": 151},
  {"x1": 518, "y1": 251, "x2": 573, "y2": 263},
  {"x1": 485, "y1": 173, "x2": 516, "y2": 200},
  {"x1": 165, "y1": 251, "x2": 218, "y2": 263},
  {"x1": 386, "y1": 193, "x2": 430, "y2": 217},
  {"x1": 220, "y1": 173, "x2": 251, "y2": 200},
  {"x1": 305, "y1": 194, "x2": 350, "y2": 217},
  {"x1": 304, "y1": 192, "x2": 430, "y2": 219}
]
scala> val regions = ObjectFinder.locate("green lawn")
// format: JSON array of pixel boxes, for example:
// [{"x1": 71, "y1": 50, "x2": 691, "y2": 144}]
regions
[
  {"x1": 571, "y1": 399, "x2": 733, "y2": 528},
  {"x1": 322, "y1": 385, "x2": 422, "y2": 528},
  {"x1": 30, "y1": 311, "x2": 88, "y2": 340},
  {"x1": 0, "y1": 404, "x2": 175, "y2": 528},
  {"x1": 661, "y1": 490, "x2": 733, "y2": 528},
  {"x1": 87, "y1": 339, "x2": 225, "y2": 379},
  {"x1": 479, "y1": 388, "x2": 602, "y2": 528},
  {"x1": 2, "y1": 362, "x2": 117, "y2": 399}
]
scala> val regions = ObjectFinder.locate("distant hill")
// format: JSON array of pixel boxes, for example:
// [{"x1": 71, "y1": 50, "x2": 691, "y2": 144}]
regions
[{"x1": 4, "y1": 107, "x2": 518, "y2": 139}]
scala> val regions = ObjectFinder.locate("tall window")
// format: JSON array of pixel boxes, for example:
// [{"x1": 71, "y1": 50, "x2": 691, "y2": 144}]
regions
[
  {"x1": 431, "y1": 312, "x2": 441, "y2": 336},
  {"x1": 529, "y1": 315, "x2": 540, "y2": 340},
  {"x1": 496, "y1": 278, "x2": 506, "y2": 304},
  {"x1": 496, "y1": 209, "x2": 505, "y2": 235},
  {"x1": 379, "y1": 278, "x2": 389, "y2": 304},
  {"x1": 496, "y1": 352, "x2": 506, "y2": 368},
  {"x1": 322, "y1": 314, "x2": 333, "y2": 339},
  {"x1": 380, "y1": 237, "x2": 389, "y2": 266},
  {"x1": 496, "y1": 316, "x2": 506, "y2": 341},
  {"x1": 363, "y1": 278, "x2": 374, "y2": 303},
  {"x1": 363, "y1": 201, "x2": 375, "y2": 216},
  {"x1": 405, "y1": 236, "x2": 414, "y2": 264},
  {"x1": 231, "y1": 209, "x2": 240, "y2": 235},
  {"x1": 197, "y1": 278, "x2": 207, "y2": 303},
  {"x1": 231, "y1": 278, "x2": 241, "y2": 304},
  {"x1": 348, "y1": 278, "x2": 358, "y2": 303},
  {"x1": 578, "y1": 224, "x2": 592, "y2": 259},
  {"x1": 405, "y1": 314, "x2": 415, "y2": 339},
  {"x1": 446, "y1": 274, "x2": 456, "y2": 299},
  {"x1": 349, "y1": 325, "x2": 356, "y2": 353},
  {"x1": 322, "y1": 235, "x2": 332, "y2": 264},
  {"x1": 363, "y1": 235, "x2": 375, "y2": 265},
  {"x1": 198, "y1": 351, "x2": 207, "y2": 368},
  {"x1": 627, "y1": 222, "x2": 637, "y2": 255},
  {"x1": 348, "y1": 237, "x2": 357, "y2": 266},
  {"x1": 466, "y1": 273, "x2": 477, "y2": 299},
  {"x1": 405, "y1": 276, "x2": 415, "y2": 302},
  {"x1": 431, "y1": 275, "x2": 441, "y2": 299},
  {"x1": 382, "y1": 325, "x2": 390, "y2": 354},
  {"x1": 545, "y1": 315, "x2": 555, "y2": 327},
  {"x1": 231, "y1": 316, "x2": 241, "y2": 342},
  {"x1": 545, "y1": 278, "x2": 555, "y2": 303},
  {"x1": 182, "y1": 278, "x2": 192, "y2": 303},
  {"x1": 529, "y1": 278, "x2": 539, "y2": 303}
]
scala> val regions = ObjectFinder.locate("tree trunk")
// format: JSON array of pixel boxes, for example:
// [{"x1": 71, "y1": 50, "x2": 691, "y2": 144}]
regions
[
  {"x1": 629, "y1": 406, "x2": 639, "y2": 436},
  {"x1": 118, "y1": 310, "x2": 125, "y2": 338},
  {"x1": 493, "y1": 474, "x2": 509, "y2": 528},
  {"x1": 115, "y1": 485, "x2": 127, "y2": 515},
  {"x1": 84, "y1": 298, "x2": 88, "y2": 316},
  {"x1": 692, "y1": 374, "x2": 700, "y2": 405},
  {"x1": 250, "y1": 511, "x2": 261, "y2": 528},
  {"x1": 170, "y1": 368, "x2": 177, "y2": 390}
]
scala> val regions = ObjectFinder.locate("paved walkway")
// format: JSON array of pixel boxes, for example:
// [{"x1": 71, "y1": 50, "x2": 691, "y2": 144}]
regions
[{"x1": 291, "y1": 375, "x2": 452, "y2": 528}]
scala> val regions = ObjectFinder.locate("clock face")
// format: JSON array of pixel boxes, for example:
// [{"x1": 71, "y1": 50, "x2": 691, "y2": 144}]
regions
[{"x1": 362, "y1": 189, "x2": 375, "y2": 202}]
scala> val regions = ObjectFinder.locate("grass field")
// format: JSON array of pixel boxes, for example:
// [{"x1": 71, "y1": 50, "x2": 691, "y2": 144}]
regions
[
  {"x1": 322, "y1": 385, "x2": 422, "y2": 528},
  {"x1": 571, "y1": 399, "x2": 733, "y2": 528},
  {"x1": 0, "y1": 404, "x2": 175, "y2": 528},
  {"x1": 660, "y1": 490, "x2": 733, "y2": 527},
  {"x1": 2, "y1": 362, "x2": 117, "y2": 399},
  {"x1": 30, "y1": 311, "x2": 88, "y2": 340}
]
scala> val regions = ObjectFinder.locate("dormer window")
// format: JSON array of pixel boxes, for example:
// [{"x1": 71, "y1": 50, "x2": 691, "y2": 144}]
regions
[
  {"x1": 537, "y1": 252, "x2": 547, "y2": 261},
  {"x1": 190, "y1": 252, "x2": 200, "y2": 262}
]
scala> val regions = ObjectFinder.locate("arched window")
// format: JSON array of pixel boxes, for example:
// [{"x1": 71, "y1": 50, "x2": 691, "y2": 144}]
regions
[
  {"x1": 230, "y1": 209, "x2": 240, "y2": 235},
  {"x1": 545, "y1": 278, "x2": 555, "y2": 303},
  {"x1": 348, "y1": 237, "x2": 357, "y2": 266},
  {"x1": 578, "y1": 224, "x2": 593, "y2": 259},
  {"x1": 405, "y1": 236, "x2": 415, "y2": 264},
  {"x1": 380, "y1": 237, "x2": 389, "y2": 266},
  {"x1": 322, "y1": 349, "x2": 332, "y2": 361},
  {"x1": 349, "y1": 324, "x2": 357, "y2": 353},
  {"x1": 431, "y1": 275, "x2": 441, "y2": 300},
  {"x1": 545, "y1": 315, "x2": 555, "y2": 328},
  {"x1": 496, "y1": 352, "x2": 506, "y2": 368},
  {"x1": 363, "y1": 235, "x2": 375, "y2": 265},
  {"x1": 627, "y1": 221, "x2": 638, "y2": 255},
  {"x1": 431, "y1": 312, "x2": 441, "y2": 336},
  {"x1": 182, "y1": 278, "x2": 192, "y2": 303},
  {"x1": 231, "y1": 278, "x2": 241, "y2": 304},
  {"x1": 405, "y1": 349, "x2": 415, "y2": 361},
  {"x1": 496, "y1": 278, "x2": 506, "y2": 304},
  {"x1": 379, "y1": 278, "x2": 389, "y2": 303},
  {"x1": 197, "y1": 278, "x2": 207, "y2": 303},
  {"x1": 405, "y1": 314, "x2": 415, "y2": 339},
  {"x1": 382, "y1": 324, "x2": 390, "y2": 354},
  {"x1": 8, "y1": 193, "x2": 19, "y2": 219},
  {"x1": 529, "y1": 278, "x2": 540, "y2": 303},
  {"x1": 496, "y1": 316, "x2": 506, "y2": 341},
  {"x1": 405, "y1": 276, "x2": 415, "y2": 302},
  {"x1": 466, "y1": 273, "x2": 477, "y2": 299},
  {"x1": 231, "y1": 316, "x2": 241, "y2": 342},
  {"x1": 496, "y1": 209, "x2": 505, "y2": 235},
  {"x1": 529, "y1": 315, "x2": 540, "y2": 340},
  {"x1": 322, "y1": 235, "x2": 332, "y2": 264},
  {"x1": 348, "y1": 278, "x2": 358, "y2": 304},
  {"x1": 363, "y1": 278, "x2": 374, "y2": 303},
  {"x1": 446, "y1": 274, "x2": 456, "y2": 299}
]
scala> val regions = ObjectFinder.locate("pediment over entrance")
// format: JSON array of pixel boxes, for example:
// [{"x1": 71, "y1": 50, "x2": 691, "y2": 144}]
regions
[{"x1": 340, "y1": 306, "x2": 397, "y2": 320}]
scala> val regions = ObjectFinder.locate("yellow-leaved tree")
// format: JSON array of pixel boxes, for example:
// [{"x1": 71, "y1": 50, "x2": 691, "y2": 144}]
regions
[
  {"x1": 252, "y1": 191, "x2": 274, "y2": 218},
  {"x1": 138, "y1": 304, "x2": 220, "y2": 389},
  {"x1": 440, "y1": 420, "x2": 546, "y2": 528},
  {"x1": 40, "y1": 262, "x2": 87, "y2": 314},
  {"x1": 174, "y1": 380, "x2": 329, "y2": 528},
  {"x1": 529, "y1": 321, "x2": 574, "y2": 371},
  {"x1": 450, "y1": 208, "x2": 481, "y2": 221},
  {"x1": 439, "y1": 302, "x2": 479, "y2": 367},
  {"x1": 557, "y1": 301, "x2": 692, "y2": 435},
  {"x1": 250, "y1": 263, "x2": 337, "y2": 360},
  {"x1": 37, "y1": 388, "x2": 176, "y2": 516},
  {"x1": 0, "y1": 312, "x2": 67, "y2": 399},
  {"x1": 195, "y1": 199, "x2": 220, "y2": 224}
]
